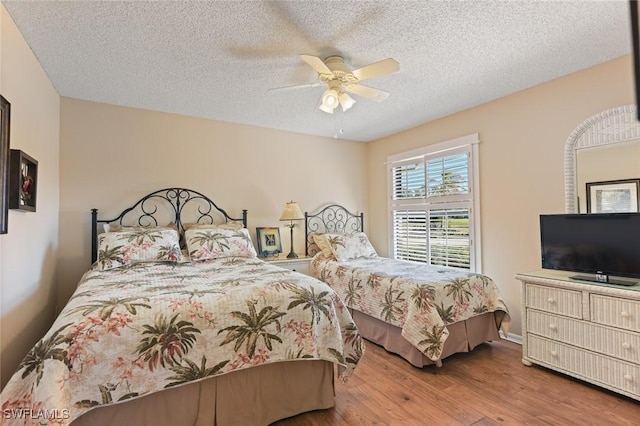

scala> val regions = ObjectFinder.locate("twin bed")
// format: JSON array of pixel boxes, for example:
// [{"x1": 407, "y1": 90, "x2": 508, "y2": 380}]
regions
[
  {"x1": 305, "y1": 204, "x2": 510, "y2": 368},
  {"x1": 0, "y1": 189, "x2": 363, "y2": 426},
  {"x1": 0, "y1": 190, "x2": 510, "y2": 426}
]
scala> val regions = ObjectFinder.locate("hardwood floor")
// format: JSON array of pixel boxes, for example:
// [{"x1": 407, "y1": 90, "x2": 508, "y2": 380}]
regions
[{"x1": 272, "y1": 339, "x2": 640, "y2": 425}]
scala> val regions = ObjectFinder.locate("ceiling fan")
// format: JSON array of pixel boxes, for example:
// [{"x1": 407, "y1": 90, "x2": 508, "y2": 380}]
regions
[{"x1": 270, "y1": 54, "x2": 400, "y2": 114}]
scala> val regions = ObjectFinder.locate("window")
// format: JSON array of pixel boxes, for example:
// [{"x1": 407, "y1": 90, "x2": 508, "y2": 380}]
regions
[{"x1": 387, "y1": 134, "x2": 481, "y2": 272}]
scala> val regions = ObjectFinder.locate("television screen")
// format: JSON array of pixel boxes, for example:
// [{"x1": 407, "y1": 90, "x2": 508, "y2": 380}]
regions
[{"x1": 540, "y1": 213, "x2": 640, "y2": 285}]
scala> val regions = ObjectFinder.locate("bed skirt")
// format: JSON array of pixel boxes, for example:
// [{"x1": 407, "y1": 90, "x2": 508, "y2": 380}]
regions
[
  {"x1": 350, "y1": 309, "x2": 504, "y2": 367},
  {"x1": 72, "y1": 360, "x2": 335, "y2": 426}
]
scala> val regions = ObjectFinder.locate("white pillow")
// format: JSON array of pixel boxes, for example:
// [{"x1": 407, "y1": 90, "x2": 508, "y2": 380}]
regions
[
  {"x1": 103, "y1": 222, "x2": 178, "y2": 233},
  {"x1": 185, "y1": 227, "x2": 257, "y2": 260},
  {"x1": 312, "y1": 233, "x2": 336, "y2": 259},
  {"x1": 323, "y1": 232, "x2": 378, "y2": 262},
  {"x1": 183, "y1": 222, "x2": 244, "y2": 230},
  {"x1": 96, "y1": 228, "x2": 183, "y2": 270}
]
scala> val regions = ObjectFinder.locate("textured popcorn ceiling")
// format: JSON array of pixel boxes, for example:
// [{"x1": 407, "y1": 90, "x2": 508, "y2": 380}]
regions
[{"x1": 2, "y1": 0, "x2": 632, "y2": 142}]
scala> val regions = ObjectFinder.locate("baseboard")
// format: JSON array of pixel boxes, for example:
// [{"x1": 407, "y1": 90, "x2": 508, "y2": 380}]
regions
[{"x1": 500, "y1": 330, "x2": 522, "y2": 345}]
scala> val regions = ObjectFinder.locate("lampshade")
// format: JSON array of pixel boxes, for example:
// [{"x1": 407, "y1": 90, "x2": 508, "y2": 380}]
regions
[
  {"x1": 320, "y1": 88, "x2": 340, "y2": 113},
  {"x1": 339, "y1": 93, "x2": 356, "y2": 111},
  {"x1": 279, "y1": 201, "x2": 304, "y2": 221},
  {"x1": 319, "y1": 103, "x2": 334, "y2": 114}
]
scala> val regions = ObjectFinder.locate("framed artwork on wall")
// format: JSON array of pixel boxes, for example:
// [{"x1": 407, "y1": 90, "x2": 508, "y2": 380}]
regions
[
  {"x1": 9, "y1": 150, "x2": 38, "y2": 212},
  {"x1": 256, "y1": 227, "x2": 282, "y2": 257},
  {"x1": 586, "y1": 178, "x2": 640, "y2": 213},
  {"x1": 0, "y1": 95, "x2": 10, "y2": 234}
]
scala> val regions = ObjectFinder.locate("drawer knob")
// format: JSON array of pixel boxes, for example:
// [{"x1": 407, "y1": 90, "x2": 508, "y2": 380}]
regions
[
  {"x1": 549, "y1": 324, "x2": 557, "y2": 331},
  {"x1": 624, "y1": 374, "x2": 633, "y2": 382},
  {"x1": 621, "y1": 311, "x2": 631, "y2": 318},
  {"x1": 622, "y1": 342, "x2": 631, "y2": 350},
  {"x1": 547, "y1": 298, "x2": 556, "y2": 304},
  {"x1": 550, "y1": 350, "x2": 558, "y2": 357}
]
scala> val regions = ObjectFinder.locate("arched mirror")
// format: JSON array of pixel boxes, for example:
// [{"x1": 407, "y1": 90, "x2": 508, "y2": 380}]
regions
[{"x1": 565, "y1": 105, "x2": 640, "y2": 213}]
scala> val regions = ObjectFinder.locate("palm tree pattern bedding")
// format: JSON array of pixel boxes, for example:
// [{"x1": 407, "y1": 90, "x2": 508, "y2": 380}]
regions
[
  {"x1": 0, "y1": 257, "x2": 364, "y2": 425},
  {"x1": 310, "y1": 254, "x2": 510, "y2": 361}
]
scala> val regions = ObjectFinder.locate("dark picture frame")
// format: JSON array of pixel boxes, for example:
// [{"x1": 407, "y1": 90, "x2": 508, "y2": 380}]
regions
[
  {"x1": 9, "y1": 150, "x2": 38, "y2": 212},
  {"x1": 0, "y1": 95, "x2": 10, "y2": 234},
  {"x1": 586, "y1": 178, "x2": 640, "y2": 213},
  {"x1": 256, "y1": 227, "x2": 282, "y2": 257}
]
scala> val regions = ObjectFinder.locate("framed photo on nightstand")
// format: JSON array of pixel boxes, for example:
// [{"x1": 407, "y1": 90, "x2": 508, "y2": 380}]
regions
[{"x1": 256, "y1": 227, "x2": 282, "y2": 257}]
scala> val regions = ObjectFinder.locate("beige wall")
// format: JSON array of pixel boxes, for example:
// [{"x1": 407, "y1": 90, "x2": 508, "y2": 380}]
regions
[
  {"x1": 367, "y1": 56, "x2": 635, "y2": 338},
  {"x1": 0, "y1": 5, "x2": 60, "y2": 388},
  {"x1": 58, "y1": 98, "x2": 367, "y2": 305}
]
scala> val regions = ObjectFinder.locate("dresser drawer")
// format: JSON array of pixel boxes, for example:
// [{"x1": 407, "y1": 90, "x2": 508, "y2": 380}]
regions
[
  {"x1": 527, "y1": 334, "x2": 640, "y2": 398},
  {"x1": 591, "y1": 294, "x2": 640, "y2": 332},
  {"x1": 527, "y1": 309, "x2": 640, "y2": 363},
  {"x1": 525, "y1": 284, "x2": 582, "y2": 318}
]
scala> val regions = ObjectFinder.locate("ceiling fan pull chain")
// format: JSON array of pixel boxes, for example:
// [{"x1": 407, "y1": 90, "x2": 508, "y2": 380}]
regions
[{"x1": 333, "y1": 110, "x2": 346, "y2": 139}]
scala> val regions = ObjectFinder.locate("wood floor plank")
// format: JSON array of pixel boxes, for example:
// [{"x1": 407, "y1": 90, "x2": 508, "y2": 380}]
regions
[{"x1": 272, "y1": 339, "x2": 640, "y2": 425}]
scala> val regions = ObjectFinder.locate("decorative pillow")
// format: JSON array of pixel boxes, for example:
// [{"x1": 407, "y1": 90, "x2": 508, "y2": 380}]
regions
[
  {"x1": 103, "y1": 222, "x2": 178, "y2": 233},
  {"x1": 185, "y1": 227, "x2": 257, "y2": 260},
  {"x1": 96, "y1": 228, "x2": 183, "y2": 270},
  {"x1": 183, "y1": 221, "x2": 244, "y2": 231},
  {"x1": 312, "y1": 234, "x2": 336, "y2": 259},
  {"x1": 324, "y1": 232, "x2": 378, "y2": 262}
]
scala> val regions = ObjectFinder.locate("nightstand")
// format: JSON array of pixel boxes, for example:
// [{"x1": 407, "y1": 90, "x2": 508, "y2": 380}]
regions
[{"x1": 263, "y1": 255, "x2": 312, "y2": 275}]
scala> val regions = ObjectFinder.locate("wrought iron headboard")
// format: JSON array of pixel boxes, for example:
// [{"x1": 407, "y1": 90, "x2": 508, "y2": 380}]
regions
[
  {"x1": 91, "y1": 187, "x2": 247, "y2": 263},
  {"x1": 305, "y1": 204, "x2": 363, "y2": 256}
]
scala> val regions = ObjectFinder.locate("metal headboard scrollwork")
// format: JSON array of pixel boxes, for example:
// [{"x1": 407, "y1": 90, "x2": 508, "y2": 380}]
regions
[
  {"x1": 305, "y1": 204, "x2": 363, "y2": 256},
  {"x1": 91, "y1": 187, "x2": 247, "y2": 263}
]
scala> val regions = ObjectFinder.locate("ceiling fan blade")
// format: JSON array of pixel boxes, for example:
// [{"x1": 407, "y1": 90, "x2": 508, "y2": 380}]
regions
[
  {"x1": 300, "y1": 54, "x2": 333, "y2": 75},
  {"x1": 351, "y1": 58, "x2": 399, "y2": 81},
  {"x1": 268, "y1": 82, "x2": 324, "y2": 92},
  {"x1": 344, "y1": 84, "x2": 390, "y2": 102}
]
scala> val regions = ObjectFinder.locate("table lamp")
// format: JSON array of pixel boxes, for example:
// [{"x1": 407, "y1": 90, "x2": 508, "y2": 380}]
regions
[{"x1": 279, "y1": 201, "x2": 304, "y2": 258}]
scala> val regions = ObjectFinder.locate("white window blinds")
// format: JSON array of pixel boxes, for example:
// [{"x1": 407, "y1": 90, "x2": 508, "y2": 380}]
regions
[
  {"x1": 392, "y1": 161, "x2": 425, "y2": 200},
  {"x1": 426, "y1": 153, "x2": 469, "y2": 199},
  {"x1": 392, "y1": 209, "x2": 428, "y2": 263},
  {"x1": 388, "y1": 135, "x2": 480, "y2": 272},
  {"x1": 428, "y1": 207, "x2": 470, "y2": 269}
]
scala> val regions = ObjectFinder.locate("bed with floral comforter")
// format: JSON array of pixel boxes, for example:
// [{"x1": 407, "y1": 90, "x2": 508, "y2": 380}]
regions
[
  {"x1": 310, "y1": 253, "x2": 509, "y2": 362},
  {"x1": 0, "y1": 257, "x2": 364, "y2": 425}
]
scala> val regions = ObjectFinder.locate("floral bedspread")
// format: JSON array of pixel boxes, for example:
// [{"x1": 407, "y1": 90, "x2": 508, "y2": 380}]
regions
[
  {"x1": 0, "y1": 258, "x2": 364, "y2": 425},
  {"x1": 310, "y1": 255, "x2": 509, "y2": 361}
]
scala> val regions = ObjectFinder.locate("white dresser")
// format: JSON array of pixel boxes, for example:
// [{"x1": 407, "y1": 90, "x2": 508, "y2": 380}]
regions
[{"x1": 516, "y1": 269, "x2": 640, "y2": 401}]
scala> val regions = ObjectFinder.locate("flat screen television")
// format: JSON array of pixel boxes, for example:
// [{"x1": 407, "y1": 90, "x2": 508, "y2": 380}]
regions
[{"x1": 540, "y1": 213, "x2": 640, "y2": 286}]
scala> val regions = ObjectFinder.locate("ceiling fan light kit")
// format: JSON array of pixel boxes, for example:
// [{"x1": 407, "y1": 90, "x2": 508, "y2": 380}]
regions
[
  {"x1": 320, "y1": 80, "x2": 355, "y2": 113},
  {"x1": 319, "y1": 97, "x2": 336, "y2": 113},
  {"x1": 321, "y1": 81, "x2": 340, "y2": 113},
  {"x1": 323, "y1": 90, "x2": 338, "y2": 107},
  {"x1": 338, "y1": 92, "x2": 356, "y2": 112},
  {"x1": 271, "y1": 54, "x2": 399, "y2": 114}
]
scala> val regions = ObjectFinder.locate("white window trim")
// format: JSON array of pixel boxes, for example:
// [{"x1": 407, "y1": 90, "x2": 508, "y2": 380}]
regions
[
  {"x1": 386, "y1": 133, "x2": 479, "y2": 164},
  {"x1": 387, "y1": 133, "x2": 482, "y2": 273}
]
